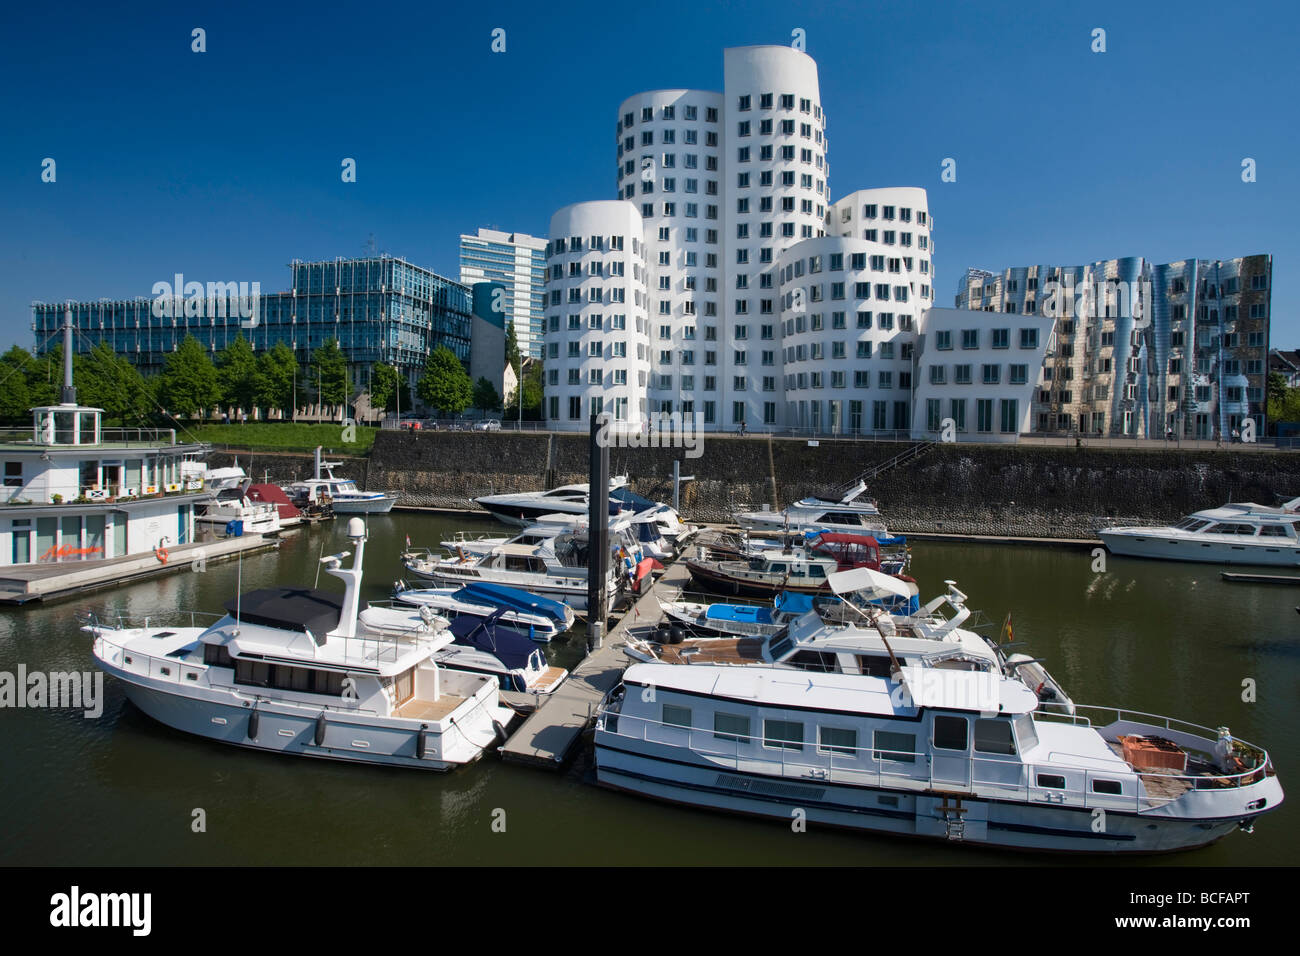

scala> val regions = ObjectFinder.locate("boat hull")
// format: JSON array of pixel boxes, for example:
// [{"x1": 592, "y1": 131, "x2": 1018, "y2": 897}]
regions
[
  {"x1": 594, "y1": 739, "x2": 1278, "y2": 854},
  {"x1": 330, "y1": 496, "x2": 397, "y2": 514},
  {"x1": 1100, "y1": 531, "x2": 1300, "y2": 567}
]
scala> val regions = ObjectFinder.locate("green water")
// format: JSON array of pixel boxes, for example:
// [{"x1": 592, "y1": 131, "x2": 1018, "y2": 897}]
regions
[{"x1": 0, "y1": 512, "x2": 1294, "y2": 865}]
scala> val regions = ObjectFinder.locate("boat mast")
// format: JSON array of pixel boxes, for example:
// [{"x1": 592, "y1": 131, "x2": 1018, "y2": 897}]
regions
[{"x1": 61, "y1": 307, "x2": 76, "y2": 404}]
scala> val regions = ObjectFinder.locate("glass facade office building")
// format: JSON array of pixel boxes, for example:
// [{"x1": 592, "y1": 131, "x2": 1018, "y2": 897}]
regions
[
  {"x1": 459, "y1": 229, "x2": 547, "y2": 359},
  {"x1": 32, "y1": 256, "x2": 472, "y2": 392}
]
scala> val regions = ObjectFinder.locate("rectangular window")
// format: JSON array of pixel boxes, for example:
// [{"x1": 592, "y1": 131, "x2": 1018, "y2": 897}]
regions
[
  {"x1": 763, "y1": 719, "x2": 804, "y2": 751},
  {"x1": 714, "y1": 712, "x2": 752, "y2": 743},
  {"x1": 818, "y1": 726, "x2": 858, "y2": 756},
  {"x1": 662, "y1": 704, "x2": 691, "y2": 729},
  {"x1": 873, "y1": 730, "x2": 916, "y2": 764},
  {"x1": 933, "y1": 715, "x2": 968, "y2": 751},
  {"x1": 973, "y1": 719, "x2": 1016, "y2": 755}
]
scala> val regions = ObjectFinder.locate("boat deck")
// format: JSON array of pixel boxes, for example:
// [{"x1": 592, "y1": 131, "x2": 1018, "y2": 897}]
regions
[
  {"x1": 394, "y1": 694, "x2": 467, "y2": 722},
  {"x1": 531, "y1": 666, "x2": 568, "y2": 693},
  {"x1": 653, "y1": 637, "x2": 767, "y2": 665}
]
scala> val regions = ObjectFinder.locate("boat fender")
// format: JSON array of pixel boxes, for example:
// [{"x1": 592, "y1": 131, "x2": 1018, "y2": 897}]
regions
[
  {"x1": 246, "y1": 706, "x2": 260, "y2": 741},
  {"x1": 416, "y1": 724, "x2": 429, "y2": 759},
  {"x1": 654, "y1": 624, "x2": 673, "y2": 644},
  {"x1": 491, "y1": 718, "x2": 509, "y2": 744},
  {"x1": 667, "y1": 625, "x2": 685, "y2": 645},
  {"x1": 314, "y1": 713, "x2": 327, "y2": 746}
]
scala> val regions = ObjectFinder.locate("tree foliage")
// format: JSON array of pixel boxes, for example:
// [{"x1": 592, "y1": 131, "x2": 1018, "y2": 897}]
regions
[
  {"x1": 309, "y1": 337, "x2": 349, "y2": 411},
  {"x1": 158, "y1": 335, "x2": 220, "y2": 419},
  {"x1": 368, "y1": 363, "x2": 401, "y2": 413},
  {"x1": 78, "y1": 341, "x2": 152, "y2": 424},
  {"x1": 417, "y1": 347, "x2": 472, "y2": 415},
  {"x1": 216, "y1": 334, "x2": 260, "y2": 413},
  {"x1": 472, "y1": 377, "x2": 501, "y2": 412},
  {"x1": 254, "y1": 342, "x2": 299, "y2": 418}
]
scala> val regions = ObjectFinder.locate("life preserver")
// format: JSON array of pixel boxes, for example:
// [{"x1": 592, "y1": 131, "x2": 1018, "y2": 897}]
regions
[{"x1": 154, "y1": 545, "x2": 169, "y2": 564}]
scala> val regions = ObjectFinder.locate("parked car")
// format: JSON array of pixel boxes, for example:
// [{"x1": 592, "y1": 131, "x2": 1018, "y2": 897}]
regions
[
  {"x1": 475, "y1": 419, "x2": 501, "y2": 432},
  {"x1": 399, "y1": 419, "x2": 422, "y2": 431}
]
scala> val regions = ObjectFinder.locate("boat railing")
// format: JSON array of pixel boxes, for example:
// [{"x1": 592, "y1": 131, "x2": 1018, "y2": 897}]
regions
[
  {"x1": 80, "y1": 609, "x2": 227, "y2": 632},
  {"x1": 596, "y1": 706, "x2": 1272, "y2": 812}
]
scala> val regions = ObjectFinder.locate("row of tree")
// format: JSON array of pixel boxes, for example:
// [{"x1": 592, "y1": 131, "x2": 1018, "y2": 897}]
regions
[{"x1": 0, "y1": 333, "x2": 544, "y2": 425}]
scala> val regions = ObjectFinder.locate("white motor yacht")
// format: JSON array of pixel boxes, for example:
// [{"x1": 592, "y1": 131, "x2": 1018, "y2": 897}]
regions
[
  {"x1": 734, "y1": 479, "x2": 888, "y2": 536},
  {"x1": 195, "y1": 471, "x2": 282, "y2": 536},
  {"x1": 285, "y1": 447, "x2": 397, "y2": 514},
  {"x1": 86, "y1": 518, "x2": 514, "y2": 770},
  {"x1": 1099, "y1": 498, "x2": 1300, "y2": 567},
  {"x1": 473, "y1": 478, "x2": 696, "y2": 545}
]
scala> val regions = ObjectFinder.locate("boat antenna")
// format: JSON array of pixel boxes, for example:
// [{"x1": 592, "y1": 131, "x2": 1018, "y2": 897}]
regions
[{"x1": 314, "y1": 537, "x2": 327, "y2": 588}]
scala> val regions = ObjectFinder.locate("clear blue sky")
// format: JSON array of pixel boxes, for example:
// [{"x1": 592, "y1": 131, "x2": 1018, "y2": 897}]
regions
[{"x1": 2, "y1": 0, "x2": 1296, "y2": 350}]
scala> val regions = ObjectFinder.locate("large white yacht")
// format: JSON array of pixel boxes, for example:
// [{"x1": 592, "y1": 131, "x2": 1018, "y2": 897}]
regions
[
  {"x1": 473, "y1": 479, "x2": 695, "y2": 546},
  {"x1": 596, "y1": 571, "x2": 1283, "y2": 853},
  {"x1": 402, "y1": 516, "x2": 648, "y2": 611},
  {"x1": 285, "y1": 447, "x2": 396, "y2": 514},
  {"x1": 1099, "y1": 498, "x2": 1300, "y2": 567},
  {"x1": 87, "y1": 518, "x2": 514, "y2": 770},
  {"x1": 0, "y1": 314, "x2": 209, "y2": 571},
  {"x1": 734, "y1": 480, "x2": 888, "y2": 536}
]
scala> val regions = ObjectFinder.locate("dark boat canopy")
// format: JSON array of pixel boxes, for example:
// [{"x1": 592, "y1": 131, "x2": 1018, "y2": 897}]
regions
[{"x1": 225, "y1": 587, "x2": 342, "y2": 638}]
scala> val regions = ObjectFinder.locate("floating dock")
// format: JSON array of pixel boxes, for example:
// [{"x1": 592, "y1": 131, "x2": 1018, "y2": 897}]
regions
[
  {"x1": 1220, "y1": 571, "x2": 1300, "y2": 586},
  {"x1": 0, "y1": 534, "x2": 280, "y2": 605},
  {"x1": 500, "y1": 561, "x2": 691, "y2": 769}
]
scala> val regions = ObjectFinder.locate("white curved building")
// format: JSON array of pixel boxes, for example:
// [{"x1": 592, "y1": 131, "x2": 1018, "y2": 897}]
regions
[
  {"x1": 616, "y1": 89, "x2": 726, "y2": 424},
  {"x1": 543, "y1": 44, "x2": 933, "y2": 434},
  {"x1": 776, "y1": 237, "x2": 919, "y2": 434},
  {"x1": 542, "y1": 201, "x2": 650, "y2": 429}
]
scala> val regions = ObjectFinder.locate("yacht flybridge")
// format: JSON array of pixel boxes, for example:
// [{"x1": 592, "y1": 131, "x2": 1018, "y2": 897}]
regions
[
  {"x1": 1099, "y1": 498, "x2": 1300, "y2": 567},
  {"x1": 734, "y1": 480, "x2": 888, "y2": 536},
  {"x1": 597, "y1": 571, "x2": 1283, "y2": 853},
  {"x1": 86, "y1": 518, "x2": 514, "y2": 770}
]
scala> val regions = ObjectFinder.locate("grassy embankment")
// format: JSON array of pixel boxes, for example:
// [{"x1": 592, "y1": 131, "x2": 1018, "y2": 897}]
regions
[{"x1": 188, "y1": 423, "x2": 379, "y2": 454}]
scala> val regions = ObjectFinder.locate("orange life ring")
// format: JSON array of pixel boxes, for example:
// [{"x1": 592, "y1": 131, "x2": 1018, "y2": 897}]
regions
[{"x1": 154, "y1": 546, "x2": 169, "y2": 564}]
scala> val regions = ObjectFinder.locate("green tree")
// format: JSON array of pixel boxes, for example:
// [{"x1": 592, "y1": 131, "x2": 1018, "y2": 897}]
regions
[
  {"x1": 505, "y1": 319, "x2": 521, "y2": 371},
  {"x1": 216, "y1": 334, "x2": 260, "y2": 414},
  {"x1": 0, "y1": 346, "x2": 35, "y2": 421},
  {"x1": 417, "y1": 346, "x2": 472, "y2": 415},
  {"x1": 158, "y1": 335, "x2": 220, "y2": 419},
  {"x1": 472, "y1": 377, "x2": 501, "y2": 413},
  {"x1": 368, "y1": 363, "x2": 401, "y2": 414},
  {"x1": 78, "y1": 341, "x2": 151, "y2": 425},
  {"x1": 309, "y1": 338, "x2": 349, "y2": 417},
  {"x1": 520, "y1": 359, "x2": 543, "y2": 420},
  {"x1": 24, "y1": 345, "x2": 63, "y2": 408},
  {"x1": 254, "y1": 342, "x2": 299, "y2": 419}
]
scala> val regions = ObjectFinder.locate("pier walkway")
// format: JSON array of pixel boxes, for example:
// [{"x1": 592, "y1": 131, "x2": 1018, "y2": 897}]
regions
[
  {"x1": 0, "y1": 534, "x2": 279, "y2": 604},
  {"x1": 500, "y1": 561, "x2": 690, "y2": 769}
]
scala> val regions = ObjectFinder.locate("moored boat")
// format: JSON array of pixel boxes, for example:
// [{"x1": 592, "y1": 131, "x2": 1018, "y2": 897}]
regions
[{"x1": 1099, "y1": 498, "x2": 1300, "y2": 567}]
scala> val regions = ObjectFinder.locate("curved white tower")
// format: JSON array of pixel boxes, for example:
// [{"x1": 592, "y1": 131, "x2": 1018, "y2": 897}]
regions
[
  {"x1": 721, "y1": 46, "x2": 829, "y2": 430},
  {"x1": 777, "y1": 236, "x2": 919, "y2": 434},
  {"x1": 828, "y1": 188, "x2": 934, "y2": 309},
  {"x1": 543, "y1": 200, "x2": 650, "y2": 431},
  {"x1": 616, "y1": 89, "x2": 726, "y2": 423}
]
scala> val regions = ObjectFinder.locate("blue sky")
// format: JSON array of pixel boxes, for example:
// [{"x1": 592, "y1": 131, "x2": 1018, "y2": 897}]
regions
[{"x1": 2, "y1": 0, "x2": 1296, "y2": 351}]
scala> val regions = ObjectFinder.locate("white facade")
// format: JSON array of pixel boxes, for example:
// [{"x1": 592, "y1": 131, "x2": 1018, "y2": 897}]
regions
[
  {"x1": 542, "y1": 201, "x2": 651, "y2": 429},
  {"x1": 911, "y1": 307, "x2": 1053, "y2": 442},
  {"x1": 777, "y1": 237, "x2": 919, "y2": 434}
]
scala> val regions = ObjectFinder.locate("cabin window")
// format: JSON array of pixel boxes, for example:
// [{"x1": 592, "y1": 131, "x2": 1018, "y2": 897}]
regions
[
  {"x1": 768, "y1": 635, "x2": 795, "y2": 659},
  {"x1": 933, "y1": 715, "x2": 968, "y2": 751},
  {"x1": 713, "y1": 712, "x2": 752, "y2": 743},
  {"x1": 818, "y1": 726, "x2": 858, "y2": 756},
  {"x1": 662, "y1": 704, "x2": 692, "y2": 729},
  {"x1": 857, "y1": 655, "x2": 893, "y2": 678},
  {"x1": 763, "y1": 719, "x2": 804, "y2": 751},
  {"x1": 806, "y1": 565, "x2": 825, "y2": 578},
  {"x1": 1014, "y1": 715, "x2": 1039, "y2": 753},
  {"x1": 1259, "y1": 525, "x2": 1287, "y2": 537},
  {"x1": 973, "y1": 718, "x2": 1016, "y2": 755},
  {"x1": 1092, "y1": 779, "x2": 1123, "y2": 795},
  {"x1": 234, "y1": 660, "x2": 346, "y2": 696},
  {"x1": 873, "y1": 730, "x2": 916, "y2": 764},
  {"x1": 788, "y1": 650, "x2": 837, "y2": 672},
  {"x1": 3, "y1": 462, "x2": 21, "y2": 487},
  {"x1": 202, "y1": 643, "x2": 234, "y2": 667},
  {"x1": 768, "y1": 563, "x2": 788, "y2": 574},
  {"x1": 1037, "y1": 773, "x2": 1067, "y2": 790}
]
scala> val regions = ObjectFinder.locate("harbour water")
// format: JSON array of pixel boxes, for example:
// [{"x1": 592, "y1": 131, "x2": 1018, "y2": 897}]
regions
[{"x1": 0, "y1": 511, "x2": 1294, "y2": 865}]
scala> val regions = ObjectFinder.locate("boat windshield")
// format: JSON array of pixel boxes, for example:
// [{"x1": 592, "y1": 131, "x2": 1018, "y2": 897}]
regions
[{"x1": 1173, "y1": 517, "x2": 1211, "y2": 531}]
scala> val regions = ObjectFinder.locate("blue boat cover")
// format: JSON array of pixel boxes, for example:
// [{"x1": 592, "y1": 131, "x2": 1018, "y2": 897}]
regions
[
  {"x1": 773, "y1": 591, "x2": 815, "y2": 615},
  {"x1": 704, "y1": 603, "x2": 774, "y2": 624},
  {"x1": 610, "y1": 487, "x2": 657, "y2": 512},
  {"x1": 455, "y1": 581, "x2": 570, "y2": 625},
  {"x1": 874, "y1": 534, "x2": 907, "y2": 547},
  {"x1": 446, "y1": 610, "x2": 539, "y2": 671}
]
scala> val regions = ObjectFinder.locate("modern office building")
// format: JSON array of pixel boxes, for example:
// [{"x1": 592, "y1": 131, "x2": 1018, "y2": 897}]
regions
[
  {"x1": 459, "y1": 229, "x2": 548, "y2": 360},
  {"x1": 542, "y1": 201, "x2": 651, "y2": 429},
  {"x1": 32, "y1": 255, "x2": 474, "y2": 401},
  {"x1": 955, "y1": 256, "x2": 1273, "y2": 439},
  {"x1": 546, "y1": 44, "x2": 935, "y2": 433},
  {"x1": 911, "y1": 307, "x2": 1053, "y2": 442}
]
